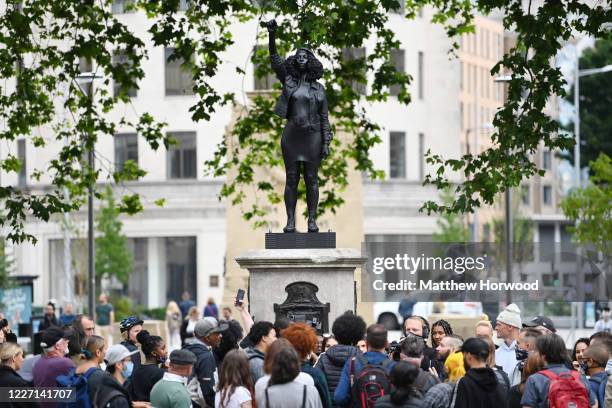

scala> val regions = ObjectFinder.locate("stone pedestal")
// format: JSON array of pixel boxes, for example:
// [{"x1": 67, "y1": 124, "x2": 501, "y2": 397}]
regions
[{"x1": 235, "y1": 248, "x2": 366, "y2": 329}]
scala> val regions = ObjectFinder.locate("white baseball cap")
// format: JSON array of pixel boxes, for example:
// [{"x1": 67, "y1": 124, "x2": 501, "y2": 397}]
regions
[{"x1": 105, "y1": 344, "x2": 139, "y2": 366}]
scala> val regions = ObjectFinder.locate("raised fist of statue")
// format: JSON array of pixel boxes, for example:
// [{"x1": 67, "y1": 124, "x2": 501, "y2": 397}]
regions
[{"x1": 260, "y1": 19, "x2": 277, "y2": 33}]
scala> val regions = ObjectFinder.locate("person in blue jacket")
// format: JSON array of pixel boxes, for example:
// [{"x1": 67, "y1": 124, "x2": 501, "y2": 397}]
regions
[{"x1": 334, "y1": 324, "x2": 395, "y2": 407}]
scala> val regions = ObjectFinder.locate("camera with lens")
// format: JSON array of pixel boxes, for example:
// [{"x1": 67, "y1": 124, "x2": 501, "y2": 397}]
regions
[{"x1": 387, "y1": 337, "x2": 406, "y2": 361}]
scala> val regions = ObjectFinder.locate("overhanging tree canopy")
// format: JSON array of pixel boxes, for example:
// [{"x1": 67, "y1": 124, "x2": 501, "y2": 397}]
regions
[{"x1": 0, "y1": 0, "x2": 609, "y2": 242}]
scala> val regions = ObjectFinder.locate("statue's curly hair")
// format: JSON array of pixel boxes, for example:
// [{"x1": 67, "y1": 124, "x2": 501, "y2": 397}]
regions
[{"x1": 285, "y1": 50, "x2": 323, "y2": 82}]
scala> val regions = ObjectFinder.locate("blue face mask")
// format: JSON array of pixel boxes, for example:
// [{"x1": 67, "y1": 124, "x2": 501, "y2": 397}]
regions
[{"x1": 122, "y1": 361, "x2": 134, "y2": 378}]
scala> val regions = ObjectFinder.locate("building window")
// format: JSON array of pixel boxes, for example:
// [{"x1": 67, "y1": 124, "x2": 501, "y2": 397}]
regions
[
  {"x1": 542, "y1": 149, "x2": 551, "y2": 170},
  {"x1": 17, "y1": 139, "x2": 26, "y2": 186},
  {"x1": 391, "y1": 0, "x2": 405, "y2": 14},
  {"x1": 166, "y1": 237, "x2": 197, "y2": 305},
  {"x1": 389, "y1": 131, "x2": 406, "y2": 179},
  {"x1": 253, "y1": 45, "x2": 277, "y2": 90},
  {"x1": 111, "y1": 0, "x2": 134, "y2": 13},
  {"x1": 114, "y1": 133, "x2": 138, "y2": 172},
  {"x1": 209, "y1": 275, "x2": 219, "y2": 288},
  {"x1": 342, "y1": 47, "x2": 367, "y2": 95},
  {"x1": 178, "y1": 0, "x2": 190, "y2": 11},
  {"x1": 167, "y1": 132, "x2": 197, "y2": 179},
  {"x1": 483, "y1": 223, "x2": 491, "y2": 242},
  {"x1": 78, "y1": 57, "x2": 92, "y2": 73},
  {"x1": 418, "y1": 133, "x2": 425, "y2": 181},
  {"x1": 521, "y1": 185, "x2": 530, "y2": 206},
  {"x1": 418, "y1": 51, "x2": 424, "y2": 100},
  {"x1": 472, "y1": 65, "x2": 476, "y2": 95},
  {"x1": 78, "y1": 57, "x2": 93, "y2": 96},
  {"x1": 390, "y1": 48, "x2": 405, "y2": 96},
  {"x1": 113, "y1": 51, "x2": 137, "y2": 98},
  {"x1": 542, "y1": 185, "x2": 552, "y2": 206},
  {"x1": 165, "y1": 48, "x2": 195, "y2": 95}
]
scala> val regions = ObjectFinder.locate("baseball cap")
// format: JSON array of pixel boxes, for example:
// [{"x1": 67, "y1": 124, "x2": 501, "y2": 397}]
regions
[
  {"x1": 105, "y1": 344, "x2": 139, "y2": 366},
  {"x1": 40, "y1": 327, "x2": 68, "y2": 348},
  {"x1": 460, "y1": 337, "x2": 490, "y2": 359},
  {"x1": 523, "y1": 316, "x2": 556, "y2": 333},
  {"x1": 169, "y1": 349, "x2": 197, "y2": 366},
  {"x1": 194, "y1": 317, "x2": 228, "y2": 337}
]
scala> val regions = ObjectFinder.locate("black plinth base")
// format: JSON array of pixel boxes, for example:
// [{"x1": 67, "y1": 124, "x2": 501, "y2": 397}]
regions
[{"x1": 265, "y1": 232, "x2": 336, "y2": 249}]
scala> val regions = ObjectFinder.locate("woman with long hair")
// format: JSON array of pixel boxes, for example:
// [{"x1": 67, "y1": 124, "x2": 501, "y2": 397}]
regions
[
  {"x1": 166, "y1": 301, "x2": 182, "y2": 351},
  {"x1": 430, "y1": 320, "x2": 453, "y2": 348},
  {"x1": 215, "y1": 349, "x2": 253, "y2": 408},
  {"x1": 508, "y1": 353, "x2": 545, "y2": 408},
  {"x1": 373, "y1": 361, "x2": 422, "y2": 407},
  {"x1": 128, "y1": 330, "x2": 167, "y2": 402},
  {"x1": 180, "y1": 306, "x2": 200, "y2": 346},
  {"x1": 254, "y1": 338, "x2": 315, "y2": 398},
  {"x1": 255, "y1": 341, "x2": 322, "y2": 408},
  {"x1": 571, "y1": 337, "x2": 590, "y2": 372},
  {"x1": 214, "y1": 319, "x2": 244, "y2": 365},
  {"x1": 283, "y1": 323, "x2": 332, "y2": 407},
  {"x1": 482, "y1": 336, "x2": 510, "y2": 396}
]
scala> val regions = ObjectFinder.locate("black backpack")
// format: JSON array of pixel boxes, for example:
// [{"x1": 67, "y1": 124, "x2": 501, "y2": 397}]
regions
[{"x1": 349, "y1": 355, "x2": 393, "y2": 408}]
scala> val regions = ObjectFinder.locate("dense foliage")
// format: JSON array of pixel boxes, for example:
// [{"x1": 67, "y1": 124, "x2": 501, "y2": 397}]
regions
[
  {"x1": 0, "y1": 0, "x2": 609, "y2": 240},
  {"x1": 561, "y1": 153, "x2": 612, "y2": 264}
]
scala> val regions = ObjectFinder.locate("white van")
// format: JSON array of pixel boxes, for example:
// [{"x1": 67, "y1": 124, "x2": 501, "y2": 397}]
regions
[{"x1": 373, "y1": 301, "x2": 484, "y2": 330}]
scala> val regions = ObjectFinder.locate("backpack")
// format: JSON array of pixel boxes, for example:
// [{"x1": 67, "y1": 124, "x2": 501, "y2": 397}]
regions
[
  {"x1": 186, "y1": 375, "x2": 207, "y2": 408},
  {"x1": 56, "y1": 367, "x2": 99, "y2": 408},
  {"x1": 349, "y1": 355, "x2": 393, "y2": 408},
  {"x1": 540, "y1": 369, "x2": 589, "y2": 408}
]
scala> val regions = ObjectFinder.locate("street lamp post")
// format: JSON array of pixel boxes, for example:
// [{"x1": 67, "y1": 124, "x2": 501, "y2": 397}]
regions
[{"x1": 76, "y1": 71, "x2": 102, "y2": 319}]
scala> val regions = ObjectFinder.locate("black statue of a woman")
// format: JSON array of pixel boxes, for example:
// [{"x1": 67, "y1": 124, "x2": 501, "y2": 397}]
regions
[{"x1": 263, "y1": 19, "x2": 332, "y2": 233}]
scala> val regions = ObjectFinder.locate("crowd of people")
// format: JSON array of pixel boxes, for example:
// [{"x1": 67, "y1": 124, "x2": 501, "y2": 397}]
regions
[{"x1": 1, "y1": 299, "x2": 612, "y2": 407}]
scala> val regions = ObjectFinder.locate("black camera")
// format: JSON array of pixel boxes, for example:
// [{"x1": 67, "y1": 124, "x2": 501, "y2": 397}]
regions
[
  {"x1": 0, "y1": 318, "x2": 8, "y2": 329},
  {"x1": 387, "y1": 338, "x2": 406, "y2": 361}
]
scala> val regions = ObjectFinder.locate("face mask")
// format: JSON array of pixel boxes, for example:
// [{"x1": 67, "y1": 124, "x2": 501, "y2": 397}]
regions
[
  {"x1": 515, "y1": 348, "x2": 529, "y2": 361},
  {"x1": 122, "y1": 361, "x2": 134, "y2": 378},
  {"x1": 158, "y1": 356, "x2": 167, "y2": 365},
  {"x1": 579, "y1": 361, "x2": 589, "y2": 373}
]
